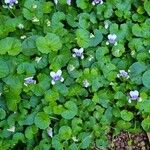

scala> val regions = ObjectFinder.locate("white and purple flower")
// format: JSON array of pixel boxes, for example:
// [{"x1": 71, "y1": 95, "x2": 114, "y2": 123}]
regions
[
  {"x1": 32, "y1": 17, "x2": 39, "y2": 23},
  {"x1": 66, "y1": 0, "x2": 71, "y2": 5},
  {"x1": 47, "y1": 127, "x2": 53, "y2": 137},
  {"x1": 50, "y1": 70, "x2": 64, "y2": 85},
  {"x1": 104, "y1": 21, "x2": 109, "y2": 29},
  {"x1": 83, "y1": 80, "x2": 90, "y2": 88},
  {"x1": 72, "y1": 48, "x2": 84, "y2": 59},
  {"x1": 4, "y1": 0, "x2": 18, "y2": 8},
  {"x1": 67, "y1": 64, "x2": 75, "y2": 72},
  {"x1": 90, "y1": 33, "x2": 95, "y2": 38},
  {"x1": 72, "y1": 136, "x2": 79, "y2": 142},
  {"x1": 54, "y1": 0, "x2": 58, "y2": 5},
  {"x1": 18, "y1": 23, "x2": 24, "y2": 29},
  {"x1": 106, "y1": 34, "x2": 117, "y2": 45},
  {"x1": 92, "y1": 0, "x2": 103, "y2": 5},
  {"x1": 24, "y1": 77, "x2": 36, "y2": 86},
  {"x1": 128, "y1": 90, "x2": 142, "y2": 103},
  {"x1": 7, "y1": 126, "x2": 15, "y2": 132},
  {"x1": 117, "y1": 70, "x2": 129, "y2": 79},
  {"x1": 35, "y1": 57, "x2": 42, "y2": 63}
]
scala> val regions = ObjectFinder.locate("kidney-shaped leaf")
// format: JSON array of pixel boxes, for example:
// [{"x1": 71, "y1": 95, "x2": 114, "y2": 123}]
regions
[
  {"x1": 61, "y1": 101, "x2": 78, "y2": 119},
  {"x1": 36, "y1": 33, "x2": 62, "y2": 54},
  {"x1": 34, "y1": 112, "x2": 50, "y2": 129},
  {"x1": 142, "y1": 70, "x2": 150, "y2": 88}
]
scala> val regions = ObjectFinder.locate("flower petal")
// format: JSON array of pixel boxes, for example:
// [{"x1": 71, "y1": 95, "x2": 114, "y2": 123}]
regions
[
  {"x1": 81, "y1": 55, "x2": 84, "y2": 59},
  {"x1": 112, "y1": 34, "x2": 117, "y2": 40},
  {"x1": 73, "y1": 48, "x2": 79, "y2": 53},
  {"x1": 50, "y1": 72, "x2": 56, "y2": 78},
  {"x1": 130, "y1": 90, "x2": 139, "y2": 97},
  {"x1": 24, "y1": 76, "x2": 33, "y2": 81},
  {"x1": 79, "y1": 48, "x2": 84, "y2": 53},
  {"x1": 7, "y1": 126, "x2": 15, "y2": 132},
  {"x1": 56, "y1": 70, "x2": 62, "y2": 76},
  {"x1": 51, "y1": 80, "x2": 55, "y2": 85},
  {"x1": 54, "y1": 0, "x2": 58, "y2": 5},
  {"x1": 60, "y1": 77, "x2": 64, "y2": 82},
  {"x1": 67, "y1": 0, "x2": 71, "y2": 5},
  {"x1": 128, "y1": 99, "x2": 131, "y2": 103},
  {"x1": 72, "y1": 54, "x2": 76, "y2": 57},
  {"x1": 47, "y1": 127, "x2": 53, "y2": 137}
]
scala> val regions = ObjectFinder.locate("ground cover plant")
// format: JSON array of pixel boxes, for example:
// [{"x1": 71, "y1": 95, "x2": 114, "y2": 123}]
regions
[{"x1": 0, "y1": 0, "x2": 150, "y2": 149}]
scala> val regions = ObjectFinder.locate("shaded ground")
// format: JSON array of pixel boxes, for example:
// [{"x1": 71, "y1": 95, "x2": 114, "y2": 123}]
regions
[{"x1": 109, "y1": 131, "x2": 150, "y2": 150}]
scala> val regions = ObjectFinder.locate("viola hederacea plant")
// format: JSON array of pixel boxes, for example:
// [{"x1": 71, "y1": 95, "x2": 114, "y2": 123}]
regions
[
  {"x1": 47, "y1": 127, "x2": 53, "y2": 138},
  {"x1": 0, "y1": 0, "x2": 150, "y2": 149},
  {"x1": 128, "y1": 90, "x2": 142, "y2": 103},
  {"x1": 66, "y1": 0, "x2": 71, "y2": 5},
  {"x1": 106, "y1": 34, "x2": 117, "y2": 45},
  {"x1": 50, "y1": 70, "x2": 64, "y2": 85},
  {"x1": 117, "y1": 70, "x2": 129, "y2": 79},
  {"x1": 92, "y1": 0, "x2": 103, "y2": 5},
  {"x1": 24, "y1": 77, "x2": 36, "y2": 86},
  {"x1": 72, "y1": 48, "x2": 84, "y2": 59},
  {"x1": 4, "y1": 0, "x2": 18, "y2": 8}
]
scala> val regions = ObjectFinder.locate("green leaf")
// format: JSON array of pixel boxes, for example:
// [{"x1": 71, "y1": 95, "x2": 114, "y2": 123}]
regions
[
  {"x1": 96, "y1": 47, "x2": 109, "y2": 59},
  {"x1": 23, "y1": 0, "x2": 43, "y2": 20},
  {"x1": 79, "y1": 13, "x2": 90, "y2": 29},
  {"x1": 90, "y1": 29, "x2": 103, "y2": 47},
  {"x1": 129, "y1": 62, "x2": 146, "y2": 76},
  {"x1": 24, "y1": 112, "x2": 37, "y2": 125},
  {"x1": 44, "y1": 89, "x2": 59, "y2": 102},
  {"x1": 76, "y1": 29, "x2": 90, "y2": 48},
  {"x1": 51, "y1": 12, "x2": 66, "y2": 27},
  {"x1": 116, "y1": 120, "x2": 131, "y2": 129},
  {"x1": 36, "y1": 33, "x2": 62, "y2": 54},
  {"x1": 132, "y1": 24, "x2": 142, "y2": 37},
  {"x1": 34, "y1": 112, "x2": 50, "y2": 129},
  {"x1": 0, "y1": 37, "x2": 22, "y2": 56},
  {"x1": 80, "y1": 132, "x2": 92, "y2": 149},
  {"x1": 43, "y1": 2, "x2": 53, "y2": 13},
  {"x1": 61, "y1": 101, "x2": 78, "y2": 120},
  {"x1": 59, "y1": 126, "x2": 72, "y2": 140},
  {"x1": 76, "y1": 0, "x2": 88, "y2": 9},
  {"x1": 22, "y1": 36, "x2": 38, "y2": 56},
  {"x1": 0, "y1": 60, "x2": 9, "y2": 78},
  {"x1": 144, "y1": 0, "x2": 150, "y2": 16},
  {"x1": 96, "y1": 138, "x2": 108, "y2": 149},
  {"x1": 0, "y1": 108, "x2": 6, "y2": 120},
  {"x1": 5, "y1": 90, "x2": 21, "y2": 111},
  {"x1": 142, "y1": 118, "x2": 150, "y2": 132},
  {"x1": 142, "y1": 70, "x2": 150, "y2": 88},
  {"x1": 32, "y1": 74, "x2": 50, "y2": 96},
  {"x1": 3, "y1": 75, "x2": 23, "y2": 91},
  {"x1": 52, "y1": 135, "x2": 63, "y2": 150},
  {"x1": 17, "y1": 62, "x2": 36, "y2": 75},
  {"x1": 13, "y1": 133, "x2": 25, "y2": 143},
  {"x1": 55, "y1": 84, "x2": 68, "y2": 96},
  {"x1": 112, "y1": 44, "x2": 125, "y2": 57},
  {"x1": 25, "y1": 125, "x2": 38, "y2": 140},
  {"x1": 120, "y1": 110, "x2": 134, "y2": 121}
]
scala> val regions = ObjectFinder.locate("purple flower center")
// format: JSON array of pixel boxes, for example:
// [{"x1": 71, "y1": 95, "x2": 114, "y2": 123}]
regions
[
  {"x1": 120, "y1": 71, "x2": 128, "y2": 77},
  {"x1": 131, "y1": 95, "x2": 138, "y2": 100},
  {"x1": 25, "y1": 78, "x2": 35, "y2": 84},
  {"x1": 75, "y1": 52, "x2": 82, "y2": 57},
  {"x1": 109, "y1": 38, "x2": 116, "y2": 44},
  {"x1": 54, "y1": 75, "x2": 61, "y2": 81},
  {"x1": 94, "y1": 0, "x2": 101, "y2": 3},
  {"x1": 7, "y1": 0, "x2": 17, "y2": 5}
]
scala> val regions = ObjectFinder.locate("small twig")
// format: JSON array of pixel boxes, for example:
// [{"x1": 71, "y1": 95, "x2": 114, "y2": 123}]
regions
[{"x1": 8, "y1": 7, "x2": 16, "y2": 17}]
